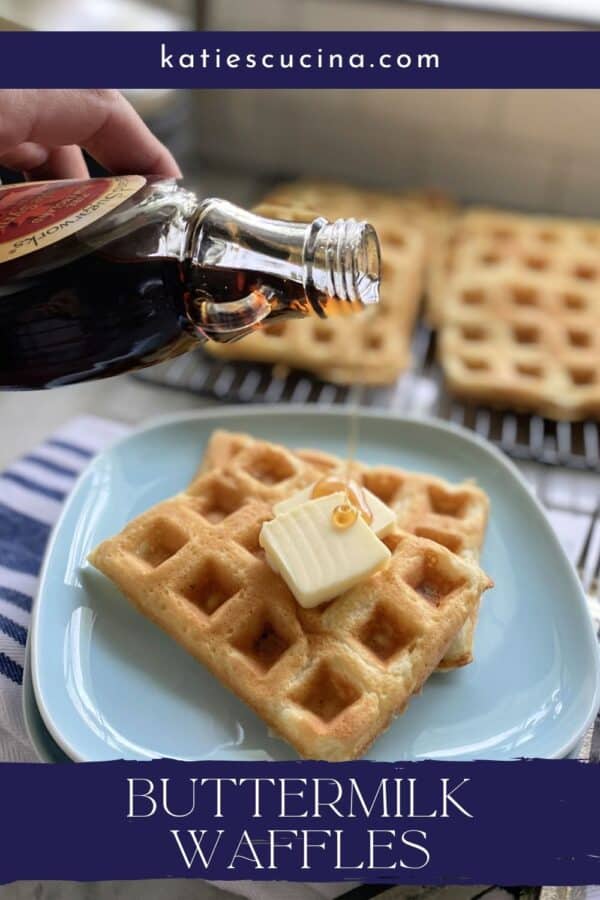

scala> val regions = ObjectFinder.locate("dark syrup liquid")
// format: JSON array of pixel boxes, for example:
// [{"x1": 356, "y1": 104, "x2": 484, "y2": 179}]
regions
[
  {"x1": 0, "y1": 237, "x2": 315, "y2": 391},
  {"x1": 0, "y1": 177, "x2": 362, "y2": 390},
  {"x1": 0, "y1": 249, "x2": 195, "y2": 389}
]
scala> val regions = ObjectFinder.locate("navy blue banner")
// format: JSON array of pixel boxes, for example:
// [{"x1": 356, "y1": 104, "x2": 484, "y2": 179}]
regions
[
  {"x1": 1, "y1": 758, "x2": 599, "y2": 884},
  {"x1": 0, "y1": 31, "x2": 600, "y2": 88}
]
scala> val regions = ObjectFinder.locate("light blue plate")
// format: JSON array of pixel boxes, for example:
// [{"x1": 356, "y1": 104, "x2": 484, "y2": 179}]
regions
[
  {"x1": 31, "y1": 406, "x2": 600, "y2": 762},
  {"x1": 23, "y1": 642, "x2": 69, "y2": 763}
]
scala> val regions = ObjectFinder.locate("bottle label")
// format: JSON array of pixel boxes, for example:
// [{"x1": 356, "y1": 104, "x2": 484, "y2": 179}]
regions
[{"x1": 0, "y1": 174, "x2": 146, "y2": 263}]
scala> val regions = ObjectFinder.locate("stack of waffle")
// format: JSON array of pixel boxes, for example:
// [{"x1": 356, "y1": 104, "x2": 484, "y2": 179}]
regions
[
  {"x1": 429, "y1": 208, "x2": 600, "y2": 420},
  {"x1": 204, "y1": 179, "x2": 600, "y2": 420},
  {"x1": 207, "y1": 180, "x2": 455, "y2": 385},
  {"x1": 89, "y1": 430, "x2": 491, "y2": 761}
]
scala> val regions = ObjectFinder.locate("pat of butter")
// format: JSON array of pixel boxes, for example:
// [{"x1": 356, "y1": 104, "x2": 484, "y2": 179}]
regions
[
  {"x1": 273, "y1": 482, "x2": 396, "y2": 538},
  {"x1": 259, "y1": 492, "x2": 391, "y2": 608}
]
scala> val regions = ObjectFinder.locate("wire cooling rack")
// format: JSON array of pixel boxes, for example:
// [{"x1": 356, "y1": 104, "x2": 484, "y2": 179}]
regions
[{"x1": 135, "y1": 325, "x2": 600, "y2": 474}]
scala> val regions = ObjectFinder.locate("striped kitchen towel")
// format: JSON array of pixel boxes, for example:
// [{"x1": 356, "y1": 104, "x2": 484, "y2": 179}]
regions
[
  {"x1": 0, "y1": 415, "x2": 129, "y2": 763},
  {"x1": 0, "y1": 420, "x2": 351, "y2": 896}
]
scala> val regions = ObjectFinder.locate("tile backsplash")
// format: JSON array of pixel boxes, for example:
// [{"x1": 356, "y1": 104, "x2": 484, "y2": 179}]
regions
[{"x1": 194, "y1": 0, "x2": 599, "y2": 216}]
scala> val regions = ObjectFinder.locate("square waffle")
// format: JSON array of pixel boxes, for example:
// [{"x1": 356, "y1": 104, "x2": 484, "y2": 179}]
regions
[
  {"x1": 262, "y1": 180, "x2": 456, "y2": 257},
  {"x1": 89, "y1": 433, "x2": 491, "y2": 761},
  {"x1": 205, "y1": 180, "x2": 454, "y2": 386},
  {"x1": 198, "y1": 430, "x2": 490, "y2": 670},
  {"x1": 429, "y1": 208, "x2": 600, "y2": 420}
]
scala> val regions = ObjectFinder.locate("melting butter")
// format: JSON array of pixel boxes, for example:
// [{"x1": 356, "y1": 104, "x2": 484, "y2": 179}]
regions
[
  {"x1": 273, "y1": 481, "x2": 396, "y2": 538},
  {"x1": 259, "y1": 492, "x2": 391, "y2": 608}
]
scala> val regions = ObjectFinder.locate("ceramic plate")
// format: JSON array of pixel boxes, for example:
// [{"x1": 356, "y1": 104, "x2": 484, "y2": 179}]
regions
[
  {"x1": 31, "y1": 407, "x2": 600, "y2": 762},
  {"x1": 23, "y1": 642, "x2": 69, "y2": 763}
]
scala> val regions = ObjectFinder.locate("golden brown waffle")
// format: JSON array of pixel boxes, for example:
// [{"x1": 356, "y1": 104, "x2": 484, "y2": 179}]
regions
[
  {"x1": 261, "y1": 180, "x2": 456, "y2": 256},
  {"x1": 89, "y1": 453, "x2": 490, "y2": 761},
  {"x1": 197, "y1": 430, "x2": 490, "y2": 669},
  {"x1": 429, "y1": 208, "x2": 600, "y2": 420},
  {"x1": 205, "y1": 179, "x2": 453, "y2": 385}
]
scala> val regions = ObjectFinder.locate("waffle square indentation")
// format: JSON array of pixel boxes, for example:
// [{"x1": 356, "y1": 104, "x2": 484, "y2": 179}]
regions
[
  {"x1": 132, "y1": 519, "x2": 187, "y2": 569},
  {"x1": 234, "y1": 619, "x2": 291, "y2": 673},
  {"x1": 358, "y1": 602, "x2": 417, "y2": 664},
  {"x1": 243, "y1": 448, "x2": 296, "y2": 485},
  {"x1": 404, "y1": 552, "x2": 466, "y2": 607},
  {"x1": 185, "y1": 476, "x2": 244, "y2": 523},
  {"x1": 362, "y1": 471, "x2": 404, "y2": 505},
  {"x1": 427, "y1": 485, "x2": 469, "y2": 518},
  {"x1": 569, "y1": 367, "x2": 596, "y2": 387},
  {"x1": 291, "y1": 661, "x2": 360, "y2": 723},
  {"x1": 178, "y1": 560, "x2": 240, "y2": 616}
]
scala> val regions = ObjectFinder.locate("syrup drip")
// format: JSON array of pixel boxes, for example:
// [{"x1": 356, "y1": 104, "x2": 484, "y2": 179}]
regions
[
  {"x1": 331, "y1": 502, "x2": 359, "y2": 531},
  {"x1": 311, "y1": 475, "x2": 372, "y2": 531}
]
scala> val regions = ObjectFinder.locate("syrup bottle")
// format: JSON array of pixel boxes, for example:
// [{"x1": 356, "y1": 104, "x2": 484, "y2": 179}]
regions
[{"x1": 0, "y1": 176, "x2": 380, "y2": 389}]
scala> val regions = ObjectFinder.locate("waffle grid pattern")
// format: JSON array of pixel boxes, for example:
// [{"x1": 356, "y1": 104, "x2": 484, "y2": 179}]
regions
[
  {"x1": 89, "y1": 432, "x2": 491, "y2": 760},
  {"x1": 430, "y1": 209, "x2": 600, "y2": 420},
  {"x1": 200, "y1": 431, "x2": 489, "y2": 669},
  {"x1": 206, "y1": 180, "x2": 455, "y2": 385}
]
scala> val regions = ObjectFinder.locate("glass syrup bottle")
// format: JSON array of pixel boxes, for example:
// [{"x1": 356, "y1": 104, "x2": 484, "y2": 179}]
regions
[{"x1": 0, "y1": 175, "x2": 380, "y2": 389}]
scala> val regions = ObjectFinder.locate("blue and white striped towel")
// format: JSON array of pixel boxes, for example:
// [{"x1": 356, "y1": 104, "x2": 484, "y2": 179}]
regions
[
  {"x1": 0, "y1": 420, "x2": 354, "y2": 899},
  {"x1": 0, "y1": 415, "x2": 129, "y2": 763}
]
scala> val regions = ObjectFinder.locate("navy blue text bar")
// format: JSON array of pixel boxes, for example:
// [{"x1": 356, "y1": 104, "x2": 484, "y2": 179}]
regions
[
  {"x1": 1, "y1": 31, "x2": 600, "y2": 88},
  {"x1": 1, "y1": 759, "x2": 600, "y2": 884}
]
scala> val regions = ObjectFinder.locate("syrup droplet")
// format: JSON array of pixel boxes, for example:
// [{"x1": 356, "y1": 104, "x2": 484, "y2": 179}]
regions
[
  {"x1": 311, "y1": 475, "x2": 373, "y2": 529},
  {"x1": 332, "y1": 503, "x2": 359, "y2": 531}
]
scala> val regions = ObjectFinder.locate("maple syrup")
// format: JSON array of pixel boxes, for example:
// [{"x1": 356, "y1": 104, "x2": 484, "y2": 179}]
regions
[
  {"x1": 311, "y1": 473, "x2": 372, "y2": 531},
  {"x1": 331, "y1": 503, "x2": 359, "y2": 531},
  {"x1": 310, "y1": 372, "x2": 368, "y2": 530},
  {"x1": 0, "y1": 176, "x2": 380, "y2": 389}
]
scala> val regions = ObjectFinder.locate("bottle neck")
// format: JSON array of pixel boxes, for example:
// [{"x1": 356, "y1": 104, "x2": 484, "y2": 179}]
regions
[{"x1": 190, "y1": 198, "x2": 380, "y2": 315}]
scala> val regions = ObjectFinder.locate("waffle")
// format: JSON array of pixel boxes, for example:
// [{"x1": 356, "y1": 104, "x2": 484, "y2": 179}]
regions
[
  {"x1": 89, "y1": 441, "x2": 490, "y2": 760},
  {"x1": 429, "y1": 208, "x2": 600, "y2": 420},
  {"x1": 205, "y1": 180, "x2": 454, "y2": 385},
  {"x1": 261, "y1": 180, "x2": 456, "y2": 257},
  {"x1": 197, "y1": 430, "x2": 490, "y2": 669}
]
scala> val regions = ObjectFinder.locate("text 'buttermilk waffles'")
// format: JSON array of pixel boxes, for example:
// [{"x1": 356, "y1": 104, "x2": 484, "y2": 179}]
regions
[
  {"x1": 89, "y1": 431, "x2": 491, "y2": 761},
  {"x1": 429, "y1": 208, "x2": 600, "y2": 421},
  {"x1": 206, "y1": 180, "x2": 455, "y2": 386}
]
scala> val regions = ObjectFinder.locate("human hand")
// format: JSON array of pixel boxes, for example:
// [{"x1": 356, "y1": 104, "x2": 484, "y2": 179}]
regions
[{"x1": 0, "y1": 89, "x2": 181, "y2": 179}]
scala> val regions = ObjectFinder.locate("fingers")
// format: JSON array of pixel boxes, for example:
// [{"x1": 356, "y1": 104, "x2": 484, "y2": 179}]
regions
[
  {"x1": 0, "y1": 142, "x2": 50, "y2": 172},
  {"x1": 0, "y1": 142, "x2": 89, "y2": 181},
  {"x1": 25, "y1": 145, "x2": 90, "y2": 180},
  {"x1": 0, "y1": 90, "x2": 181, "y2": 178},
  {"x1": 83, "y1": 92, "x2": 182, "y2": 178}
]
